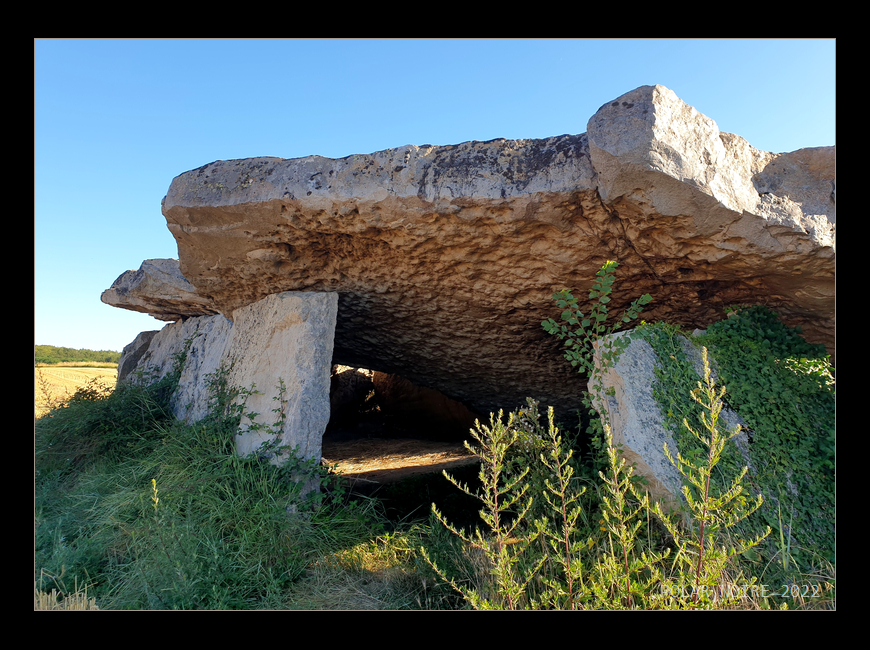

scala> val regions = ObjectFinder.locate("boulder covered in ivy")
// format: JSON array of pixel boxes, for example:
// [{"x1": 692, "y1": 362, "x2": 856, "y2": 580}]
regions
[
  {"x1": 591, "y1": 310, "x2": 834, "y2": 573},
  {"x1": 589, "y1": 328, "x2": 752, "y2": 506}
]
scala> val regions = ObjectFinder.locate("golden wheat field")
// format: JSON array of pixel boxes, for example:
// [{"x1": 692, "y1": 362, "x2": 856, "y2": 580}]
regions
[{"x1": 35, "y1": 366, "x2": 117, "y2": 417}]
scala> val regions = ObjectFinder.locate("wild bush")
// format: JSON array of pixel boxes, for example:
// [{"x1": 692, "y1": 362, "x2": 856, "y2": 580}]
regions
[
  {"x1": 425, "y1": 261, "x2": 808, "y2": 609},
  {"x1": 693, "y1": 306, "x2": 834, "y2": 576},
  {"x1": 422, "y1": 410, "x2": 546, "y2": 609},
  {"x1": 651, "y1": 346, "x2": 771, "y2": 608},
  {"x1": 632, "y1": 308, "x2": 835, "y2": 590},
  {"x1": 542, "y1": 260, "x2": 651, "y2": 472}
]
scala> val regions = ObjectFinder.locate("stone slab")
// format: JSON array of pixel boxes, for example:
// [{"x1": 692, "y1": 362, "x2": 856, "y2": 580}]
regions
[{"x1": 117, "y1": 291, "x2": 337, "y2": 463}]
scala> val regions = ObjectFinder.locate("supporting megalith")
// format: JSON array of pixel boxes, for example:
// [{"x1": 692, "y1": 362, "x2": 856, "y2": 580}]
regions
[
  {"x1": 115, "y1": 290, "x2": 337, "y2": 463},
  {"x1": 104, "y1": 82, "x2": 834, "y2": 465},
  {"x1": 588, "y1": 328, "x2": 752, "y2": 507},
  {"x1": 224, "y1": 291, "x2": 337, "y2": 460}
]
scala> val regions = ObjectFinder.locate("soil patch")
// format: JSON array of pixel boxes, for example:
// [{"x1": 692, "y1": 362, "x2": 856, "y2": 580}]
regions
[
  {"x1": 321, "y1": 410, "x2": 478, "y2": 486},
  {"x1": 322, "y1": 436, "x2": 477, "y2": 485}
]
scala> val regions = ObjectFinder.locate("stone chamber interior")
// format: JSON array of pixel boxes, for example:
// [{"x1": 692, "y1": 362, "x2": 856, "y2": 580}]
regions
[{"x1": 322, "y1": 364, "x2": 485, "y2": 524}]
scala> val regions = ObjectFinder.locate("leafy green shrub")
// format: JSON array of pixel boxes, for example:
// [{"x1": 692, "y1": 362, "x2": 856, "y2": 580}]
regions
[
  {"x1": 652, "y1": 346, "x2": 770, "y2": 608},
  {"x1": 542, "y1": 260, "x2": 652, "y2": 471},
  {"x1": 423, "y1": 410, "x2": 546, "y2": 610},
  {"x1": 424, "y1": 262, "x2": 798, "y2": 609},
  {"x1": 632, "y1": 308, "x2": 835, "y2": 585}
]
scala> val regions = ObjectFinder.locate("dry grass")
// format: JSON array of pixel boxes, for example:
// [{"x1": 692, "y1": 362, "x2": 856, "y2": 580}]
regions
[
  {"x1": 35, "y1": 366, "x2": 117, "y2": 417},
  {"x1": 35, "y1": 361, "x2": 118, "y2": 368},
  {"x1": 284, "y1": 534, "x2": 448, "y2": 610},
  {"x1": 34, "y1": 583, "x2": 99, "y2": 610}
]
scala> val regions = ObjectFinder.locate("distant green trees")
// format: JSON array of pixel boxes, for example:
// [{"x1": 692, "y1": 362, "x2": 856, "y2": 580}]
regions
[{"x1": 35, "y1": 345, "x2": 121, "y2": 365}]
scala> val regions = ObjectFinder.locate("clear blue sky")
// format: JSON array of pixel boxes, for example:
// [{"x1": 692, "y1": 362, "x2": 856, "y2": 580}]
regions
[{"x1": 34, "y1": 38, "x2": 836, "y2": 353}]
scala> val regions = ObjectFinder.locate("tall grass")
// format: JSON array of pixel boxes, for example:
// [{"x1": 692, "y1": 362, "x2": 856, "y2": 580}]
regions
[
  {"x1": 35, "y1": 365, "x2": 393, "y2": 610},
  {"x1": 35, "y1": 300, "x2": 834, "y2": 609}
]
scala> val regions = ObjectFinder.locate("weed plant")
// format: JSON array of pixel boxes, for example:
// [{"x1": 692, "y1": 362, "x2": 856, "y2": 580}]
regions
[
  {"x1": 650, "y1": 346, "x2": 771, "y2": 608},
  {"x1": 421, "y1": 410, "x2": 541, "y2": 609},
  {"x1": 633, "y1": 310, "x2": 835, "y2": 595},
  {"x1": 694, "y1": 307, "x2": 835, "y2": 574},
  {"x1": 544, "y1": 263, "x2": 649, "y2": 434},
  {"x1": 424, "y1": 261, "x2": 832, "y2": 609},
  {"x1": 34, "y1": 262, "x2": 833, "y2": 610}
]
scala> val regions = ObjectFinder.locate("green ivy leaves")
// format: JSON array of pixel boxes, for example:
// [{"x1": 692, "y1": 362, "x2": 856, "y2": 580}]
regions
[{"x1": 643, "y1": 306, "x2": 835, "y2": 575}]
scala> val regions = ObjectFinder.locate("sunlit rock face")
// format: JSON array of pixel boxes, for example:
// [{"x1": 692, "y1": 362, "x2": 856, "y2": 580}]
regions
[
  {"x1": 588, "y1": 329, "x2": 754, "y2": 507},
  {"x1": 115, "y1": 292, "x2": 337, "y2": 463},
  {"x1": 101, "y1": 258, "x2": 219, "y2": 321},
  {"x1": 153, "y1": 84, "x2": 833, "y2": 420}
]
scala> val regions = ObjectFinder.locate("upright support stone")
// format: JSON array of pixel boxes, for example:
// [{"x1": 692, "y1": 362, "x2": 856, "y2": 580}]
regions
[
  {"x1": 589, "y1": 331, "x2": 683, "y2": 506},
  {"x1": 589, "y1": 328, "x2": 754, "y2": 507},
  {"x1": 116, "y1": 291, "x2": 337, "y2": 465},
  {"x1": 223, "y1": 291, "x2": 337, "y2": 462}
]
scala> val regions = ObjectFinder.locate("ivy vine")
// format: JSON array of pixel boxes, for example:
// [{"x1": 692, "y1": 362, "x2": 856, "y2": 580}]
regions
[{"x1": 634, "y1": 306, "x2": 835, "y2": 580}]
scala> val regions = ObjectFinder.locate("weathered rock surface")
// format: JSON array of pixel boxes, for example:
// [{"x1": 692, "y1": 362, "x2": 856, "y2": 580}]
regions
[
  {"x1": 225, "y1": 292, "x2": 337, "y2": 459},
  {"x1": 589, "y1": 331, "x2": 683, "y2": 505},
  {"x1": 117, "y1": 330, "x2": 159, "y2": 383},
  {"x1": 118, "y1": 291, "x2": 337, "y2": 462},
  {"x1": 589, "y1": 329, "x2": 752, "y2": 506},
  {"x1": 371, "y1": 370, "x2": 480, "y2": 436},
  {"x1": 111, "y1": 84, "x2": 833, "y2": 422},
  {"x1": 101, "y1": 258, "x2": 219, "y2": 321},
  {"x1": 121, "y1": 312, "x2": 234, "y2": 421}
]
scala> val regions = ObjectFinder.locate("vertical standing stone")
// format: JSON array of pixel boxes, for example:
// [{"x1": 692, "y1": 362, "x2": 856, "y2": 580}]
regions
[
  {"x1": 115, "y1": 291, "x2": 337, "y2": 465},
  {"x1": 223, "y1": 291, "x2": 338, "y2": 462},
  {"x1": 589, "y1": 331, "x2": 684, "y2": 506}
]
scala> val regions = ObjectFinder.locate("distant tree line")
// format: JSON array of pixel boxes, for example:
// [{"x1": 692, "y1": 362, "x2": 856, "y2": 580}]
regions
[{"x1": 35, "y1": 345, "x2": 121, "y2": 365}]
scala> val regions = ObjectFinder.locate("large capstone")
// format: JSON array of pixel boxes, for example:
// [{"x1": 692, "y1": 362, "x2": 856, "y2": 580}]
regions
[{"x1": 110, "y1": 84, "x2": 832, "y2": 423}]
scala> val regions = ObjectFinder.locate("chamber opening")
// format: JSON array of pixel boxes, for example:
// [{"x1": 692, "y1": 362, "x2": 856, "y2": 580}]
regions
[{"x1": 323, "y1": 365, "x2": 481, "y2": 488}]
